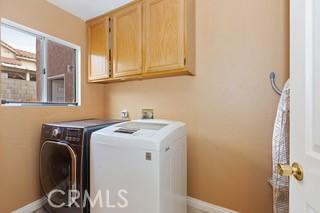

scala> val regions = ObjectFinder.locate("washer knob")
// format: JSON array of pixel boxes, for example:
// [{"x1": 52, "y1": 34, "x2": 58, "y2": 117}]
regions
[{"x1": 52, "y1": 128, "x2": 61, "y2": 137}]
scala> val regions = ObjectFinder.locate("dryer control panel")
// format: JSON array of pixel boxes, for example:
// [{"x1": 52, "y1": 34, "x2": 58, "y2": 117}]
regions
[{"x1": 41, "y1": 125, "x2": 83, "y2": 145}]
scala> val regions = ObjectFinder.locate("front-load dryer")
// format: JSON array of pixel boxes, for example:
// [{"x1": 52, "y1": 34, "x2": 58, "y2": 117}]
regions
[
  {"x1": 90, "y1": 119, "x2": 187, "y2": 213},
  {"x1": 39, "y1": 119, "x2": 123, "y2": 213}
]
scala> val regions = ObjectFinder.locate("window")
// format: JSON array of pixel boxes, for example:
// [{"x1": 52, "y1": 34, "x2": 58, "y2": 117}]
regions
[{"x1": 0, "y1": 19, "x2": 80, "y2": 106}]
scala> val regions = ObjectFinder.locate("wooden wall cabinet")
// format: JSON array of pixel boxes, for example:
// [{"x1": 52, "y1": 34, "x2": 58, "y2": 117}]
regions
[
  {"x1": 87, "y1": 17, "x2": 110, "y2": 81},
  {"x1": 144, "y1": 0, "x2": 186, "y2": 73},
  {"x1": 113, "y1": 2, "x2": 143, "y2": 78},
  {"x1": 87, "y1": 0, "x2": 194, "y2": 83}
]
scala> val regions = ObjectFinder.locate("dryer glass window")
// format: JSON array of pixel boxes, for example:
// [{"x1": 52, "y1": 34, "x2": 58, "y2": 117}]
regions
[{"x1": 40, "y1": 141, "x2": 76, "y2": 206}]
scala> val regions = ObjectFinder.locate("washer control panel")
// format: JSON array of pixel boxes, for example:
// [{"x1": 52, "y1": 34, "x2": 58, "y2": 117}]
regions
[
  {"x1": 65, "y1": 128, "x2": 82, "y2": 143},
  {"x1": 41, "y1": 125, "x2": 83, "y2": 145}
]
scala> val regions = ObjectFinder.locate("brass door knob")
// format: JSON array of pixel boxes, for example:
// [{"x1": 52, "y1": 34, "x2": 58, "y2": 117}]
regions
[{"x1": 277, "y1": 162, "x2": 304, "y2": 181}]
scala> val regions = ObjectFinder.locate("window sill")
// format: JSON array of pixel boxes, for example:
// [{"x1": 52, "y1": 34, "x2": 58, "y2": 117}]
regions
[{"x1": 1, "y1": 100, "x2": 79, "y2": 107}]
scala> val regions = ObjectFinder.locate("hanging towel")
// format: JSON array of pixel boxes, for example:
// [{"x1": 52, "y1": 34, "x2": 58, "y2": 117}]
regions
[{"x1": 270, "y1": 80, "x2": 290, "y2": 213}]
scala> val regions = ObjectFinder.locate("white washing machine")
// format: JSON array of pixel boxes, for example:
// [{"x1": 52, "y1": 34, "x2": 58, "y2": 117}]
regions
[{"x1": 90, "y1": 119, "x2": 187, "y2": 213}]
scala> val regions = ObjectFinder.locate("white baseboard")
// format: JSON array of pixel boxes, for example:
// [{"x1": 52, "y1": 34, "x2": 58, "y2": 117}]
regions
[
  {"x1": 11, "y1": 197, "x2": 46, "y2": 213},
  {"x1": 187, "y1": 197, "x2": 239, "y2": 213},
  {"x1": 11, "y1": 196, "x2": 237, "y2": 213}
]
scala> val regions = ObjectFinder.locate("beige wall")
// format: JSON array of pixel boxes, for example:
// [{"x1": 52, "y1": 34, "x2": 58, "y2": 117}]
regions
[
  {"x1": 105, "y1": 0, "x2": 289, "y2": 212},
  {"x1": 0, "y1": 0, "x2": 106, "y2": 212},
  {"x1": 0, "y1": 0, "x2": 289, "y2": 212}
]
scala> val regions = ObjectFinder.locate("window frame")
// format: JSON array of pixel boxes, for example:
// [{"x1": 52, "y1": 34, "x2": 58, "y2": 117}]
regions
[{"x1": 0, "y1": 18, "x2": 81, "y2": 106}]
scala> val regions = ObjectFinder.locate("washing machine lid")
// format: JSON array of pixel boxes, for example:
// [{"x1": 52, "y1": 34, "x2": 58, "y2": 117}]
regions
[{"x1": 91, "y1": 120, "x2": 186, "y2": 150}]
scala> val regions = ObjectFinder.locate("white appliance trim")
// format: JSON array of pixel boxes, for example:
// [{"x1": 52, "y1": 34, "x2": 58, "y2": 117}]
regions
[
  {"x1": 187, "y1": 197, "x2": 240, "y2": 213},
  {"x1": 11, "y1": 197, "x2": 46, "y2": 213}
]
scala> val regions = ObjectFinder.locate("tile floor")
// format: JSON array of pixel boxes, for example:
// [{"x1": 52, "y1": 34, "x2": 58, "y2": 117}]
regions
[
  {"x1": 188, "y1": 206, "x2": 206, "y2": 213},
  {"x1": 32, "y1": 208, "x2": 48, "y2": 213}
]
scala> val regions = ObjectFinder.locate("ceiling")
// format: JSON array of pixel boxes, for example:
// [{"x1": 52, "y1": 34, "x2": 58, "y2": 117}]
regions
[{"x1": 47, "y1": 0, "x2": 133, "y2": 21}]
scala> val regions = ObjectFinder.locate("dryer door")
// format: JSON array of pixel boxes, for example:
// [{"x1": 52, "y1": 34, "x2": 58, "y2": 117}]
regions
[{"x1": 40, "y1": 141, "x2": 77, "y2": 207}]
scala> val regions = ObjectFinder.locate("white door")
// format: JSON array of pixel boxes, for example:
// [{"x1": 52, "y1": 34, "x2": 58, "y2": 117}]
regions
[{"x1": 290, "y1": 0, "x2": 320, "y2": 212}]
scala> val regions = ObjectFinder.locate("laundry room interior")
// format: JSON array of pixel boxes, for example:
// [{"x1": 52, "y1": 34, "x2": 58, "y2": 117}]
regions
[{"x1": 0, "y1": 0, "x2": 290, "y2": 213}]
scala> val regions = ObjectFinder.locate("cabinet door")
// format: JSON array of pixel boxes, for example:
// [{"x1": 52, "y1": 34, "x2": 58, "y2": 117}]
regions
[
  {"x1": 87, "y1": 17, "x2": 110, "y2": 81},
  {"x1": 113, "y1": 3, "x2": 143, "y2": 78},
  {"x1": 144, "y1": 0, "x2": 185, "y2": 73}
]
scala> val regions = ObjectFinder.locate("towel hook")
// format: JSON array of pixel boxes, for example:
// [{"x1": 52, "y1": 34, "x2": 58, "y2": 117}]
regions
[{"x1": 269, "y1": 72, "x2": 282, "y2": 96}]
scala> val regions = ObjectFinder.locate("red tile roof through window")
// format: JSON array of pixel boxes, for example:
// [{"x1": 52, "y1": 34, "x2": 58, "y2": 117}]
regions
[
  {"x1": 1, "y1": 41, "x2": 36, "y2": 59},
  {"x1": 0, "y1": 56, "x2": 22, "y2": 66}
]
